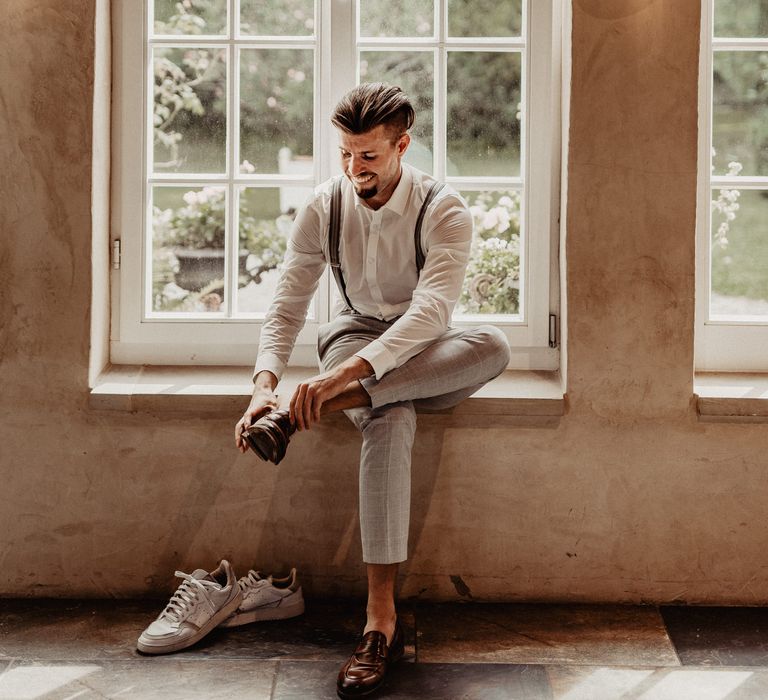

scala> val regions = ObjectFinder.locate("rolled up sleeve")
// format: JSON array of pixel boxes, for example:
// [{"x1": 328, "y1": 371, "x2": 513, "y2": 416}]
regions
[{"x1": 253, "y1": 201, "x2": 327, "y2": 382}]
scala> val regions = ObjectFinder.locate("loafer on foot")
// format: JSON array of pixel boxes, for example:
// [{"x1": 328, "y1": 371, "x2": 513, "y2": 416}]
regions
[
  {"x1": 243, "y1": 409, "x2": 295, "y2": 465},
  {"x1": 337, "y1": 619, "x2": 404, "y2": 698}
]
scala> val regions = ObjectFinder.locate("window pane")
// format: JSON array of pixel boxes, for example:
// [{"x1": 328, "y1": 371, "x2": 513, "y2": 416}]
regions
[
  {"x1": 714, "y1": 0, "x2": 768, "y2": 38},
  {"x1": 712, "y1": 51, "x2": 768, "y2": 176},
  {"x1": 448, "y1": 0, "x2": 523, "y2": 38},
  {"x1": 359, "y1": 51, "x2": 434, "y2": 174},
  {"x1": 153, "y1": 47, "x2": 227, "y2": 174},
  {"x1": 455, "y1": 190, "x2": 521, "y2": 316},
  {"x1": 237, "y1": 187, "x2": 312, "y2": 314},
  {"x1": 711, "y1": 188, "x2": 768, "y2": 317},
  {"x1": 240, "y1": 49, "x2": 314, "y2": 174},
  {"x1": 447, "y1": 52, "x2": 521, "y2": 177},
  {"x1": 154, "y1": 0, "x2": 227, "y2": 35},
  {"x1": 152, "y1": 186, "x2": 228, "y2": 313},
  {"x1": 359, "y1": 0, "x2": 433, "y2": 37},
  {"x1": 240, "y1": 0, "x2": 315, "y2": 36}
]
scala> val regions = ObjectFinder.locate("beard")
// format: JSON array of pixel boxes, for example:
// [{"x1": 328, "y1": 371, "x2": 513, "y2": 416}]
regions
[
  {"x1": 354, "y1": 183, "x2": 378, "y2": 199},
  {"x1": 348, "y1": 172, "x2": 378, "y2": 199}
]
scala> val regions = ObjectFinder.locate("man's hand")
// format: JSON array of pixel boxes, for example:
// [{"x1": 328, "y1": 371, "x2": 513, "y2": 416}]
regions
[
  {"x1": 289, "y1": 356, "x2": 373, "y2": 431},
  {"x1": 235, "y1": 372, "x2": 279, "y2": 453}
]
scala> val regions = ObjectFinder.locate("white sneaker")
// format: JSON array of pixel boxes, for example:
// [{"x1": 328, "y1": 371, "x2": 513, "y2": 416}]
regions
[
  {"x1": 219, "y1": 567, "x2": 305, "y2": 628},
  {"x1": 137, "y1": 560, "x2": 242, "y2": 654}
]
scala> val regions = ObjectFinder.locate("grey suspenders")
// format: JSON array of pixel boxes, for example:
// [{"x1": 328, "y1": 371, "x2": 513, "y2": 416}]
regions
[{"x1": 328, "y1": 177, "x2": 445, "y2": 313}]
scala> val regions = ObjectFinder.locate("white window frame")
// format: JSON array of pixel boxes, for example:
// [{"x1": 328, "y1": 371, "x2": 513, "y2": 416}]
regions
[
  {"x1": 696, "y1": 0, "x2": 768, "y2": 371},
  {"x1": 111, "y1": 0, "x2": 561, "y2": 369}
]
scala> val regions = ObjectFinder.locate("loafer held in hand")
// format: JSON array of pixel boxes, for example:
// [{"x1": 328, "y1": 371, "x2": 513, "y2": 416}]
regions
[
  {"x1": 243, "y1": 409, "x2": 295, "y2": 465},
  {"x1": 337, "y1": 619, "x2": 404, "y2": 698}
]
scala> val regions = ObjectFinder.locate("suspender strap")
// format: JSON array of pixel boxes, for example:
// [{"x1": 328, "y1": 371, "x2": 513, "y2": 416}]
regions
[
  {"x1": 328, "y1": 177, "x2": 446, "y2": 310},
  {"x1": 328, "y1": 177, "x2": 356, "y2": 313},
  {"x1": 414, "y1": 181, "x2": 445, "y2": 276}
]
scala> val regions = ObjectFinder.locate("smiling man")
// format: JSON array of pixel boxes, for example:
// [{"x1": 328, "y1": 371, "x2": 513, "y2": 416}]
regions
[{"x1": 235, "y1": 83, "x2": 510, "y2": 697}]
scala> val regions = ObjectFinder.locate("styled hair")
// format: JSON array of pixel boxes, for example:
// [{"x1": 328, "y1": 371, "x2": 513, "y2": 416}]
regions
[{"x1": 331, "y1": 83, "x2": 415, "y2": 139}]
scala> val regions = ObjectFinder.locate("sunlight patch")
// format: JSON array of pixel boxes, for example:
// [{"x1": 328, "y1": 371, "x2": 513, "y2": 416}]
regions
[{"x1": 0, "y1": 665, "x2": 99, "y2": 699}]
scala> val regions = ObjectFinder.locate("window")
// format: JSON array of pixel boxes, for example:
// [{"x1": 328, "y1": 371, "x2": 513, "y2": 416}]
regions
[
  {"x1": 697, "y1": 0, "x2": 768, "y2": 371},
  {"x1": 112, "y1": 0, "x2": 561, "y2": 368}
]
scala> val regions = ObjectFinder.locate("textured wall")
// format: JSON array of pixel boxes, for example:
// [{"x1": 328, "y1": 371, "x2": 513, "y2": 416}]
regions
[{"x1": 2, "y1": 0, "x2": 768, "y2": 603}]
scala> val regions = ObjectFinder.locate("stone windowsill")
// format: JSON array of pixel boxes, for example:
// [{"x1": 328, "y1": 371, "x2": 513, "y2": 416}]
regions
[
  {"x1": 90, "y1": 368, "x2": 768, "y2": 424},
  {"x1": 90, "y1": 366, "x2": 565, "y2": 427},
  {"x1": 695, "y1": 373, "x2": 768, "y2": 422}
]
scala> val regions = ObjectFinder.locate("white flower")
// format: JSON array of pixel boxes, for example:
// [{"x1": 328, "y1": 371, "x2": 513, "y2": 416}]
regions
[
  {"x1": 481, "y1": 209, "x2": 500, "y2": 231},
  {"x1": 491, "y1": 206, "x2": 511, "y2": 234},
  {"x1": 276, "y1": 214, "x2": 293, "y2": 236}
]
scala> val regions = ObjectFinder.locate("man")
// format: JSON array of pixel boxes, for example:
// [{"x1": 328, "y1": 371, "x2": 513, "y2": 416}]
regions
[{"x1": 235, "y1": 83, "x2": 510, "y2": 697}]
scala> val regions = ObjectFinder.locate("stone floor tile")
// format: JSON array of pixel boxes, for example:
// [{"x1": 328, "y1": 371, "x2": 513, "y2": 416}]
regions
[
  {"x1": 547, "y1": 665, "x2": 768, "y2": 700},
  {"x1": 0, "y1": 600, "x2": 161, "y2": 661},
  {"x1": 0, "y1": 599, "x2": 414, "y2": 663},
  {"x1": 661, "y1": 606, "x2": 768, "y2": 666},
  {"x1": 415, "y1": 604, "x2": 679, "y2": 666},
  {"x1": 199, "y1": 600, "x2": 415, "y2": 662},
  {"x1": 0, "y1": 659, "x2": 277, "y2": 699},
  {"x1": 273, "y1": 660, "x2": 553, "y2": 700},
  {"x1": 271, "y1": 660, "x2": 340, "y2": 699}
]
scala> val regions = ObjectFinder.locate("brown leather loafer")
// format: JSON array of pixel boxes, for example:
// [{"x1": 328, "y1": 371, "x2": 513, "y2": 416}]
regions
[
  {"x1": 336, "y1": 619, "x2": 404, "y2": 698},
  {"x1": 242, "y1": 409, "x2": 295, "y2": 465}
]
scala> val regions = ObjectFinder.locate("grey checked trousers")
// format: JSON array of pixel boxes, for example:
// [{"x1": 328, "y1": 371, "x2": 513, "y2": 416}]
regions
[{"x1": 317, "y1": 312, "x2": 511, "y2": 564}]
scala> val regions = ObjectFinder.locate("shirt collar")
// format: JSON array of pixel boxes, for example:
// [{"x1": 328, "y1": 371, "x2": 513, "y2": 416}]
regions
[{"x1": 352, "y1": 163, "x2": 412, "y2": 216}]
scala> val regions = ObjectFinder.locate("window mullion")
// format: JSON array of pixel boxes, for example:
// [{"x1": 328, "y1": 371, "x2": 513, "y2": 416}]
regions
[
  {"x1": 226, "y1": 4, "x2": 238, "y2": 318},
  {"x1": 711, "y1": 176, "x2": 768, "y2": 189},
  {"x1": 142, "y1": 3, "x2": 153, "y2": 320},
  {"x1": 713, "y1": 37, "x2": 768, "y2": 51},
  {"x1": 318, "y1": 0, "x2": 356, "y2": 324},
  {"x1": 435, "y1": 1, "x2": 447, "y2": 180}
]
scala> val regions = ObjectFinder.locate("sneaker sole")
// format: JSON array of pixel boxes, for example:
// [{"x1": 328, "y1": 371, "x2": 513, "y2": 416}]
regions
[
  {"x1": 219, "y1": 598, "x2": 305, "y2": 628},
  {"x1": 137, "y1": 590, "x2": 243, "y2": 655}
]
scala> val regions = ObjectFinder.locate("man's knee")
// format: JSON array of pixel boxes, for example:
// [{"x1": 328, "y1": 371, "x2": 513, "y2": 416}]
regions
[{"x1": 474, "y1": 325, "x2": 512, "y2": 373}]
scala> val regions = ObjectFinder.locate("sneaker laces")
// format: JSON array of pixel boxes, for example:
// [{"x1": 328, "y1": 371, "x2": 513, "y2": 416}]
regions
[
  {"x1": 160, "y1": 571, "x2": 219, "y2": 623},
  {"x1": 238, "y1": 570, "x2": 270, "y2": 592}
]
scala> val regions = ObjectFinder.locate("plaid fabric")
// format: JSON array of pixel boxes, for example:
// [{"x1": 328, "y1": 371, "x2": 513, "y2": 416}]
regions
[{"x1": 319, "y1": 313, "x2": 510, "y2": 564}]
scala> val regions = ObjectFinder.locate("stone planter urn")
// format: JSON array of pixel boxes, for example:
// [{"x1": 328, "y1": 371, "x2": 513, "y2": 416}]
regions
[{"x1": 173, "y1": 248, "x2": 249, "y2": 292}]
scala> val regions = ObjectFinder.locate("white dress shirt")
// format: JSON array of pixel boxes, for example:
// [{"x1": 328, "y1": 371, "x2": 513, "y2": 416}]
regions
[{"x1": 253, "y1": 163, "x2": 473, "y2": 381}]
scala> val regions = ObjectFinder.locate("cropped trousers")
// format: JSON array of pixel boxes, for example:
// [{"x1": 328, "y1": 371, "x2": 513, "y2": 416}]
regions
[{"x1": 317, "y1": 312, "x2": 511, "y2": 564}]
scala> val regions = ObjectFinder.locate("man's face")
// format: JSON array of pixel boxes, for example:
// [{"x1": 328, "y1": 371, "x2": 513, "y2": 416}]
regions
[{"x1": 338, "y1": 124, "x2": 410, "y2": 209}]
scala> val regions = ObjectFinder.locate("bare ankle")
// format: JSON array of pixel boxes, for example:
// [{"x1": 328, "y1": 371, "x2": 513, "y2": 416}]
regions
[{"x1": 364, "y1": 607, "x2": 397, "y2": 643}]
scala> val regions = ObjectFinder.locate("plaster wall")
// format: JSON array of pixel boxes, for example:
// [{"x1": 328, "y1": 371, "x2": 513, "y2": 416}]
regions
[{"x1": 2, "y1": 0, "x2": 768, "y2": 603}]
